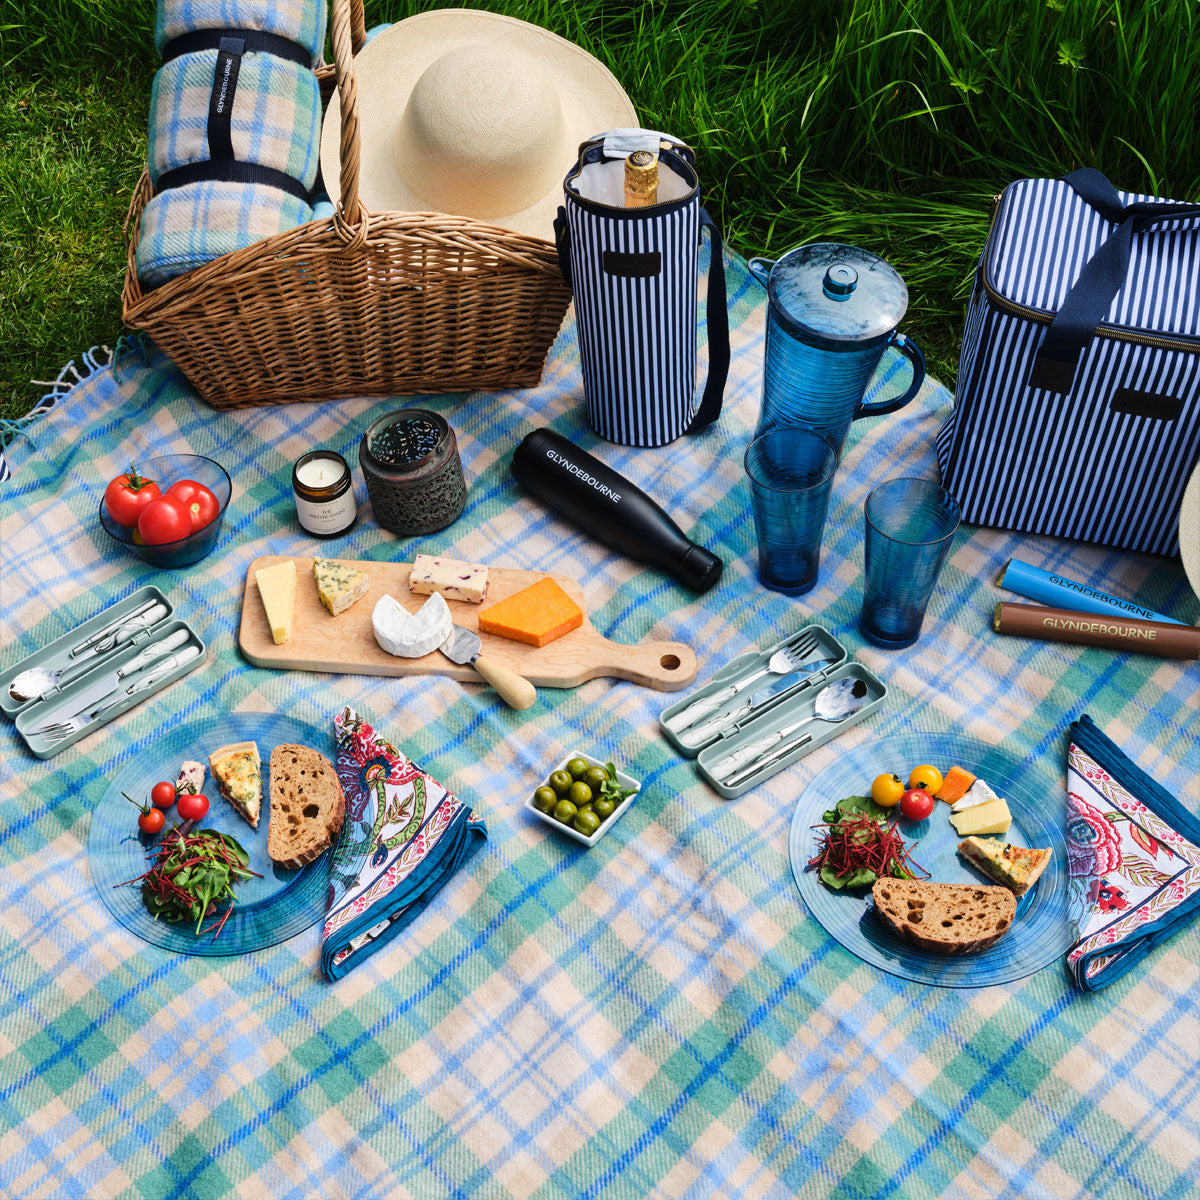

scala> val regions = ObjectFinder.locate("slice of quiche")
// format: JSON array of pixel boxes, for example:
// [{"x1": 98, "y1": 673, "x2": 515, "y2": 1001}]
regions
[
  {"x1": 958, "y1": 836, "x2": 1051, "y2": 897},
  {"x1": 208, "y1": 741, "x2": 263, "y2": 829}
]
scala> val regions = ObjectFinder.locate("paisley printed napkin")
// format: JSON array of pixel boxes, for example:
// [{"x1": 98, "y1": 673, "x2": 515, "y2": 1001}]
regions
[
  {"x1": 1066, "y1": 714, "x2": 1200, "y2": 990},
  {"x1": 321, "y1": 707, "x2": 487, "y2": 980}
]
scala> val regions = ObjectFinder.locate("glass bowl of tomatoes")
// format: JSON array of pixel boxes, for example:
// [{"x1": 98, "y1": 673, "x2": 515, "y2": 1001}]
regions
[{"x1": 99, "y1": 454, "x2": 232, "y2": 568}]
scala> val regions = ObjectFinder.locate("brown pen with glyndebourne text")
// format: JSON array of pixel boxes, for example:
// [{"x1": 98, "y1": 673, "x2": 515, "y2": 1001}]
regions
[{"x1": 993, "y1": 602, "x2": 1200, "y2": 659}]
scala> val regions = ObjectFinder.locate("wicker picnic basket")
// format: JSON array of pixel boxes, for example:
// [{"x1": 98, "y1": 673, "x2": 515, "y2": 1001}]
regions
[{"x1": 121, "y1": 0, "x2": 572, "y2": 410}]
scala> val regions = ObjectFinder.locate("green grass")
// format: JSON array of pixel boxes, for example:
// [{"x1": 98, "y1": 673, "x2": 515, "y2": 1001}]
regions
[{"x1": 2, "y1": 0, "x2": 1198, "y2": 421}]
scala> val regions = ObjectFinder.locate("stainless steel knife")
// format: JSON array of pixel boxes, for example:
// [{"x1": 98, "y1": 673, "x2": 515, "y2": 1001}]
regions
[
  {"x1": 439, "y1": 623, "x2": 536, "y2": 710},
  {"x1": 27, "y1": 629, "x2": 191, "y2": 734}
]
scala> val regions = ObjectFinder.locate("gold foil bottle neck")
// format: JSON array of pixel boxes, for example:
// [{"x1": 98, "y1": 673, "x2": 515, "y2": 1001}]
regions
[{"x1": 624, "y1": 150, "x2": 659, "y2": 208}]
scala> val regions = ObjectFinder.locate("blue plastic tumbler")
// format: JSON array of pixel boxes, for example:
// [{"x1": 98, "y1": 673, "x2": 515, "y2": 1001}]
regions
[
  {"x1": 749, "y1": 244, "x2": 925, "y2": 456},
  {"x1": 745, "y1": 430, "x2": 838, "y2": 595},
  {"x1": 860, "y1": 477, "x2": 961, "y2": 648}
]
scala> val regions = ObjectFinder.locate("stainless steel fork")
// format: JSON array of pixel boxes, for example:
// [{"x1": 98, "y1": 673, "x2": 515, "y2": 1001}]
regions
[{"x1": 664, "y1": 629, "x2": 821, "y2": 733}]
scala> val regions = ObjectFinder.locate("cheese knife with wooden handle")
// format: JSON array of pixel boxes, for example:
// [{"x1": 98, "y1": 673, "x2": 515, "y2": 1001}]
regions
[{"x1": 439, "y1": 624, "x2": 536, "y2": 710}]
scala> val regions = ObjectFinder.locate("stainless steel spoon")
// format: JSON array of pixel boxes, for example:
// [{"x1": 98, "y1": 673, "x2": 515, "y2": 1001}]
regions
[{"x1": 715, "y1": 677, "x2": 870, "y2": 787}]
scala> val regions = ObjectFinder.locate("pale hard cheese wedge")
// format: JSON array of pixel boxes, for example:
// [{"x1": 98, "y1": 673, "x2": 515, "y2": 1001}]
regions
[
  {"x1": 373, "y1": 591, "x2": 452, "y2": 658},
  {"x1": 313, "y1": 558, "x2": 368, "y2": 616},
  {"x1": 949, "y1": 796, "x2": 1012, "y2": 836},
  {"x1": 410, "y1": 554, "x2": 489, "y2": 604},
  {"x1": 951, "y1": 777, "x2": 1000, "y2": 813},
  {"x1": 254, "y1": 559, "x2": 297, "y2": 644}
]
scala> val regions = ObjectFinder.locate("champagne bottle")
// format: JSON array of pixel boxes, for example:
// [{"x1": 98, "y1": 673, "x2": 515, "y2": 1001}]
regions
[{"x1": 623, "y1": 150, "x2": 659, "y2": 207}]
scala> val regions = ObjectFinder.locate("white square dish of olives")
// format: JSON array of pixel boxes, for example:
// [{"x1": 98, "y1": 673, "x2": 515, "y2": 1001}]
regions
[{"x1": 525, "y1": 752, "x2": 641, "y2": 847}]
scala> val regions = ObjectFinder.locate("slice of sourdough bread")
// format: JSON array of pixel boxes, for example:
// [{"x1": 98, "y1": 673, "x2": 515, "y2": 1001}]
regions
[
  {"x1": 871, "y1": 878, "x2": 1016, "y2": 954},
  {"x1": 267, "y1": 744, "x2": 346, "y2": 870}
]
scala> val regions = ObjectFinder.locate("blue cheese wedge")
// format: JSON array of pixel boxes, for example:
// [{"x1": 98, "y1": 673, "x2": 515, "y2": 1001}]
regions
[
  {"x1": 410, "y1": 554, "x2": 489, "y2": 604},
  {"x1": 313, "y1": 558, "x2": 368, "y2": 616},
  {"x1": 373, "y1": 592, "x2": 452, "y2": 658},
  {"x1": 208, "y1": 741, "x2": 262, "y2": 828},
  {"x1": 951, "y1": 778, "x2": 1000, "y2": 813}
]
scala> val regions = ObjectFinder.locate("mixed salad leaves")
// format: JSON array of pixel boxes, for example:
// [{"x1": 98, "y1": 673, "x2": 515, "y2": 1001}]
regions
[{"x1": 810, "y1": 794, "x2": 927, "y2": 891}]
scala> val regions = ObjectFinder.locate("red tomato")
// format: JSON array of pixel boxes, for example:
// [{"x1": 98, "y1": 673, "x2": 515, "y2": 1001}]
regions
[
  {"x1": 104, "y1": 465, "x2": 161, "y2": 528},
  {"x1": 899, "y1": 788, "x2": 935, "y2": 821},
  {"x1": 139, "y1": 808, "x2": 166, "y2": 835},
  {"x1": 176, "y1": 792, "x2": 209, "y2": 822},
  {"x1": 137, "y1": 495, "x2": 193, "y2": 545},
  {"x1": 150, "y1": 781, "x2": 176, "y2": 809},
  {"x1": 166, "y1": 479, "x2": 220, "y2": 532}
]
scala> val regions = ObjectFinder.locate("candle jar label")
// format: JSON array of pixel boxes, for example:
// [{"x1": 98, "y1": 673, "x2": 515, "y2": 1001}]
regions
[{"x1": 295, "y1": 490, "x2": 357, "y2": 536}]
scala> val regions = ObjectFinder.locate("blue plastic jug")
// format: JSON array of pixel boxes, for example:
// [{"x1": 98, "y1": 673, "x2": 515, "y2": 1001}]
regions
[{"x1": 749, "y1": 244, "x2": 925, "y2": 455}]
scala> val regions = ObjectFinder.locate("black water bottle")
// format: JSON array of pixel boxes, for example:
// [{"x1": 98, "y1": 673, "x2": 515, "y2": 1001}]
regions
[{"x1": 511, "y1": 429, "x2": 723, "y2": 593}]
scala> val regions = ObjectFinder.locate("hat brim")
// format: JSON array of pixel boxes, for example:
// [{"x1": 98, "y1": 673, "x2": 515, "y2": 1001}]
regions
[
  {"x1": 1180, "y1": 458, "x2": 1200, "y2": 602},
  {"x1": 320, "y1": 9, "x2": 638, "y2": 242}
]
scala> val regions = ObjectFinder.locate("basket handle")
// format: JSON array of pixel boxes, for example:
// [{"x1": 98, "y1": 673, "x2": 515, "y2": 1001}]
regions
[{"x1": 330, "y1": 0, "x2": 368, "y2": 237}]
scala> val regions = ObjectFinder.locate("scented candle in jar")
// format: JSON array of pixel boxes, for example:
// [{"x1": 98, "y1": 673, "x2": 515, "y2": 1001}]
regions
[{"x1": 292, "y1": 451, "x2": 357, "y2": 537}]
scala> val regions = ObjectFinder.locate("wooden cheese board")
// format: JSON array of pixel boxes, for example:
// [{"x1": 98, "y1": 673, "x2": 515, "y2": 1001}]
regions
[{"x1": 239, "y1": 557, "x2": 697, "y2": 692}]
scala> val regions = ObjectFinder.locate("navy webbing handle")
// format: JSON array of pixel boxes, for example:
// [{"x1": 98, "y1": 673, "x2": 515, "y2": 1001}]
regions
[{"x1": 1029, "y1": 168, "x2": 1200, "y2": 393}]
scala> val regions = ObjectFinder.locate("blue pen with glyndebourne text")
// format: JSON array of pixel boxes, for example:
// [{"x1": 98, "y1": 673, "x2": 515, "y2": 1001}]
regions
[{"x1": 996, "y1": 558, "x2": 1184, "y2": 625}]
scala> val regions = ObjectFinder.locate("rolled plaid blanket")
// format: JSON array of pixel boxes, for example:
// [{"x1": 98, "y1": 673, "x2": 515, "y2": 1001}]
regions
[
  {"x1": 155, "y1": 0, "x2": 327, "y2": 64},
  {"x1": 136, "y1": 181, "x2": 313, "y2": 287},
  {"x1": 148, "y1": 49, "x2": 321, "y2": 188},
  {"x1": 137, "y1": 0, "x2": 325, "y2": 286}
]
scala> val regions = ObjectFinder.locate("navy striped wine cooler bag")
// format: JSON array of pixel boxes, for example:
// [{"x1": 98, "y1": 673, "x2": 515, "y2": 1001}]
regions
[
  {"x1": 937, "y1": 169, "x2": 1200, "y2": 556},
  {"x1": 555, "y1": 132, "x2": 729, "y2": 448}
]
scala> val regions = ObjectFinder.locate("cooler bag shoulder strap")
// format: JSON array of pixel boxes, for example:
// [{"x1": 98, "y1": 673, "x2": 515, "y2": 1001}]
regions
[
  {"x1": 1029, "y1": 168, "x2": 1200, "y2": 393},
  {"x1": 689, "y1": 207, "x2": 728, "y2": 432}
]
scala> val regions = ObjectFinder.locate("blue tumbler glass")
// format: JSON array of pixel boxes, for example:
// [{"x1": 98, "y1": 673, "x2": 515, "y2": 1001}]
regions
[
  {"x1": 749, "y1": 244, "x2": 926, "y2": 457},
  {"x1": 860, "y1": 477, "x2": 961, "y2": 648},
  {"x1": 745, "y1": 430, "x2": 838, "y2": 595}
]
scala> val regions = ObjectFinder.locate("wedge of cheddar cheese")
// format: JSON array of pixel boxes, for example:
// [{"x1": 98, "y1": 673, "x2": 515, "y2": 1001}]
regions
[
  {"x1": 255, "y1": 560, "x2": 296, "y2": 644},
  {"x1": 477, "y1": 578, "x2": 583, "y2": 648}
]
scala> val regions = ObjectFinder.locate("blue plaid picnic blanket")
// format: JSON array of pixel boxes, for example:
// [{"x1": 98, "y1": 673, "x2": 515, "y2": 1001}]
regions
[{"x1": 2, "y1": 251, "x2": 1198, "y2": 1198}]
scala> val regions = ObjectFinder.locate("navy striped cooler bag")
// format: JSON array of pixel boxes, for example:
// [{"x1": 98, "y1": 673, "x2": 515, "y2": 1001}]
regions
[
  {"x1": 937, "y1": 169, "x2": 1200, "y2": 556},
  {"x1": 555, "y1": 131, "x2": 729, "y2": 447}
]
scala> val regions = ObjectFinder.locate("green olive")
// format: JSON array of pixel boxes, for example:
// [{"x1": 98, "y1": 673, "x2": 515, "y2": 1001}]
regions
[
  {"x1": 573, "y1": 810, "x2": 601, "y2": 838},
  {"x1": 576, "y1": 802, "x2": 594, "y2": 818},
  {"x1": 552, "y1": 800, "x2": 578, "y2": 825},
  {"x1": 568, "y1": 781, "x2": 592, "y2": 806},
  {"x1": 593, "y1": 796, "x2": 615, "y2": 820},
  {"x1": 533, "y1": 786, "x2": 557, "y2": 812},
  {"x1": 548, "y1": 770, "x2": 573, "y2": 796},
  {"x1": 583, "y1": 766, "x2": 609, "y2": 792},
  {"x1": 566, "y1": 757, "x2": 590, "y2": 780}
]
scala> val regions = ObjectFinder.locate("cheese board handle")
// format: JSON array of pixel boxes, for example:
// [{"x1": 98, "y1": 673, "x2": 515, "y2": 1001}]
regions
[
  {"x1": 592, "y1": 640, "x2": 697, "y2": 691},
  {"x1": 473, "y1": 654, "x2": 537, "y2": 710}
]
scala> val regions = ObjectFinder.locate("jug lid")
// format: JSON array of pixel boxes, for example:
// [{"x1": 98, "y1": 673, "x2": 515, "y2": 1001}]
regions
[{"x1": 764, "y1": 243, "x2": 909, "y2": 343}]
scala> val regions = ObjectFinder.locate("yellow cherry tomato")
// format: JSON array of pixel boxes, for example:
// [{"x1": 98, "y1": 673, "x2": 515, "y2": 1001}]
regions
[
  {"x1": 908, "y1": 764, "x2": 944, "y2": 795},
  {"x1": 871, "y1": 773, "x2": 905, "y2": 807}
]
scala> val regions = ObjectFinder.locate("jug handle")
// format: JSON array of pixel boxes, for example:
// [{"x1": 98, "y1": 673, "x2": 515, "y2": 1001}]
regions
[
  {"x1": 747, "y1": 257, "x2": 774, "y2": 287},
  {"x1": 855, "y1": 332, "x2": 926, "y2": 419}
]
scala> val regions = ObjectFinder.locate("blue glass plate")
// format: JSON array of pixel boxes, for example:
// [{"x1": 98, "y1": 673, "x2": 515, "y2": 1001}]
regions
[
  {"x1": 789, "y1": 733, "x2": 1070, "y2": 987},
  {"x1": 89, "y1": 713, "x2": 333, "y2": 957}
]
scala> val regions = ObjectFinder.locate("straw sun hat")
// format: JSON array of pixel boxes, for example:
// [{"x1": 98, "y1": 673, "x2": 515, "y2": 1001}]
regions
[
  {"x1": 1180, "y1": 459, "x2": 1200, "y2": 603},
  {"x1": 320, "y1": 9, "x2": 637, "y2": 242}
]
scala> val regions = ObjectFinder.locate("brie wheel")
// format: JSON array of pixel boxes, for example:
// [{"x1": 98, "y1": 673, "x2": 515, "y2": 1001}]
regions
[{"x1": 372, "y1": 591, "x2": 453, "y2": 658}]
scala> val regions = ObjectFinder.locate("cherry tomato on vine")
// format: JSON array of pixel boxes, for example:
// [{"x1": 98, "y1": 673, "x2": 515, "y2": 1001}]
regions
[
  {"x1": 176, "y1": 792, "x2": 209, "y2": 822},
  {"x1": 103, "y1": 465, "x2": 161, "y2": 528},
  {"x1": 150, "y1": 781, "x2": 176, "y2": 809},
  {"x1": 136, "y1": 495, "x2": 193, "y2": 545},
  {"x1": 899, "y1": 788, "x2": 934, "y2": 822},
  {"x1": 125, "y1": 791, "x2": 166, "y2": 835}
]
